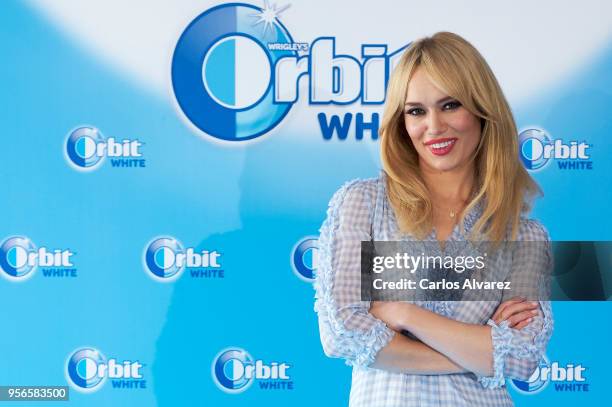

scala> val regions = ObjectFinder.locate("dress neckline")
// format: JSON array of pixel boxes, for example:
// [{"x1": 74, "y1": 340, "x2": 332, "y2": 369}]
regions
[{"x1": 378, "y1": 170, "x2": 484, "y2": 243}]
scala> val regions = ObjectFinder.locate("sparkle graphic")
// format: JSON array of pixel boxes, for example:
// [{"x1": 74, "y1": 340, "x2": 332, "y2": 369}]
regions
[{"x1": 250, "y1": 0, "x2": 291, "y2": 35}]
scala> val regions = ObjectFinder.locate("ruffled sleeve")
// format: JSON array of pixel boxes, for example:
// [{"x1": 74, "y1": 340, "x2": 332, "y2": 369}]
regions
[
  {"x1": 478, "y1": 220, "x2": 554, "y2": 388},
  {"x1": 313, "y1": 179, "x2": 395, "y2": 367}
]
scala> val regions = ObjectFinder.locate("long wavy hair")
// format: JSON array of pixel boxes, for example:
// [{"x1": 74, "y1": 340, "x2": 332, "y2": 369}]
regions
[{"x1": 380, "y1": 32, "x2": 541, "y2": 242}]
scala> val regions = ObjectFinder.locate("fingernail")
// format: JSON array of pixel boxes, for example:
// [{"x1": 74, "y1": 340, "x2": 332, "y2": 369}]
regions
[
  {"x1": 531, "y1": 310, "x2": 538, "y2": 315},
  {"x1": 531, "y1": 301, "x2": 539, "y2": 306}
]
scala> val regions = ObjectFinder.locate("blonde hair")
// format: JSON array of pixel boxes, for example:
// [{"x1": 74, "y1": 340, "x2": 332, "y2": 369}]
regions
[{"x1": 380, "y1": 31, "x2": 541, "y2": 242}]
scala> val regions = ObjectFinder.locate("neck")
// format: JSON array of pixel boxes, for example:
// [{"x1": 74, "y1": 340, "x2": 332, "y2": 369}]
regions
[{"x1": 419, "y1": 161, "x2": 476, "y2": 204}]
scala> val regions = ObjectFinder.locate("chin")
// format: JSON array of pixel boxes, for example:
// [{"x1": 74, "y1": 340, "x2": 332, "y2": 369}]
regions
[{"x1": 423, "y1": 159, "x2": 462, "y2": 173}]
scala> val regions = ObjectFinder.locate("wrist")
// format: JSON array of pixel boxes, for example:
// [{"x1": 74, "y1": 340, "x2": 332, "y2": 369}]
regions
[{"x1": 398, "y1": 303, "x2": 416, "y2": 331}]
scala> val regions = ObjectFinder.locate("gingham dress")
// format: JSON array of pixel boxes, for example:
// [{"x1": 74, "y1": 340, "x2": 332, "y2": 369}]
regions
[{"x1": 313, "y1": 173, "x2": 554, "y2": 407}]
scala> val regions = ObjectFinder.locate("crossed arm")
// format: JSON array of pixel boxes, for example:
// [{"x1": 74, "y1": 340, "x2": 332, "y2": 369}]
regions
[
  {"x1": 368, "y1": 299, "x2": 539, "y2": 376},
  {"x1": 314, "y1": 182, "x2": 553, "y2": 384}
]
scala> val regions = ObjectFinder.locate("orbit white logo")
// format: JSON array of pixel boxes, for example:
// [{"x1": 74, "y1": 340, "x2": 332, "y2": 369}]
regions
[
  {"x1": 0, "y1": 236, "x2": 75, "y2": 281},
  {"x1": 510, "y1": 356, "x2": 589, "y2": 394},
  {"x1": 518, "y1": 128, "x2": 591, "y2": 171},
  {"x1": 172, "y1": 1, "x2": 407, "y2": 142},
  {"x1": 65, "y1": 126, "x2": 145, "y2": 170},
  {"x1": 143, "y1": 236, "x2": 223, "y2": 282},
  {"x1": 291, "y1": 237, "x2": 318, "y2": 282},
  {"x1": 65, "y1": 347, "x2": 145, "y2": 393},
  {"x1": 212, "y1": 347, "x2": 293, "y2": 393}
]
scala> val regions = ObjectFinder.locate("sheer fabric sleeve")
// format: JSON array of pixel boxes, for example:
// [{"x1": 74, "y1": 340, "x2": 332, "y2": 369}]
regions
[
  {"x1": 313, "y1": 179, "x2": 395, "y2": 367},
  {"x1": 478, "y1": 220, "x2": 554, "y2": 388}
]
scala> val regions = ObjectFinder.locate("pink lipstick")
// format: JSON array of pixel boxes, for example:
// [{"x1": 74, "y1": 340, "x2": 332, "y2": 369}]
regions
[{"x1": 424, "y1": 137, "x2": 457, "y2": 156}]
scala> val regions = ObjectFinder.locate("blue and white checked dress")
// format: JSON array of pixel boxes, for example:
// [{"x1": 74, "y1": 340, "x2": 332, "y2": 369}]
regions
[{"x1": 314, "y1": 173, "x2": 553, "y2": 406}]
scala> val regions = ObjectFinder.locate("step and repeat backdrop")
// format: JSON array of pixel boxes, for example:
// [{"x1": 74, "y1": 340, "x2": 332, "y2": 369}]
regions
[{"x1": 1, "y1": 0, "x2": 611, "y2": 405}]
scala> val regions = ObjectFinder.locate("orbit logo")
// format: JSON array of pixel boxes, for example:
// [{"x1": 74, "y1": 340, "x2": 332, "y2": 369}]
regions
[
  {"x1": 65, "y1": 126, "x2": 145, "y2": 171},
  {"x1": 510, "y1": 356, "x2": 589, "y2": 394},
  {"x1": 519, "y1": 128, "x2": 591, "y2": 171},
  {"x1": 212, "y1": 347, "x2": 292, "y2": 393},
  {"x1": 0, "y1": 235, "x2": 76, "y2": 281},
  {"x1": 171, "y1": 1, "x2": 407, "y2": 142},
  {"x1": 143, "y1": 236, "x2": 223, "y2": 282},
  {"x1": 510, "y1": 357, "x2": 550, "y2": 394},
  {"x1": 65, "y1": 347, "x2": 145, "y2": 393},
  {"x1": 291, "y1": 236, "x2": 318, "y2": 282}
]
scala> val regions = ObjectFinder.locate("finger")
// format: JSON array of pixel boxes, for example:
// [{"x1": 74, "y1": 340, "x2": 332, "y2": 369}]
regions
[
  {"x1": 493, "y1": 297, "x2": 525, "y2": 316},
  {"x1": 492, "y1": 297, "x2": 525, "y2": 321},
  {"x1": 514, "y1": 318, "x2": 533, "y2": 330},
  {"x1": 500, "y1": 301, "x2": 539, "y2": 321},
  {"x1": 506, "y1": 310, "x2": 538, "y2": 327}
]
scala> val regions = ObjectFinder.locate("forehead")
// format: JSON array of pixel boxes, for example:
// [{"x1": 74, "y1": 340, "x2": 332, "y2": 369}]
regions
[{"x1": 405, "y1": 67, "x2": 449, "y2": 103}]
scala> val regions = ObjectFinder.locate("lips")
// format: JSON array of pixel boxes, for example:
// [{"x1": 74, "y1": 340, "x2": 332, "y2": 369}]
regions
[{"x1": 424, "y1": 137, "x2": 457, "y2": 156}]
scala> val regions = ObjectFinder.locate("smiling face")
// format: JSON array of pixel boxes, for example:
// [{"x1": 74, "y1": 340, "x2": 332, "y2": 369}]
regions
[{"x1": 404, "y1": 67, "x2": 482, "y2": 173}]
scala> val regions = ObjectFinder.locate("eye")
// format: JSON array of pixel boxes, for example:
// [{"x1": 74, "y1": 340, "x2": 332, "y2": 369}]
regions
[
  {"x1": 405, "y1": 107, "x2": 425, "y2": 116},
  {"x1": 442, "y1": 100, "x2": 462, "y2": 110}
]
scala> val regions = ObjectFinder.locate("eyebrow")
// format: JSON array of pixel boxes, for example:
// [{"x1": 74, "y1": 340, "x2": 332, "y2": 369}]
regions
[{"x1": 404, "y1": 96, "x2": 455, "y2": 107}]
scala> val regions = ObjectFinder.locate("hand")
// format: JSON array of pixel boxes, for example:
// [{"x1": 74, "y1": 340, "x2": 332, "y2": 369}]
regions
[
  {"x1": 491, "y1": 297, "x2": 539, "y2": 330},
  {"x1": 369, "y1": 301, "x2": 411, "y2": 331}
]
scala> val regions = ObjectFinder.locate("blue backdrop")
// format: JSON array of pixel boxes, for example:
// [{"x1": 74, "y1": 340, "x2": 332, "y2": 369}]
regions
[{"x1": 1, "y1": 0, "x2": 610, "y2": 405}]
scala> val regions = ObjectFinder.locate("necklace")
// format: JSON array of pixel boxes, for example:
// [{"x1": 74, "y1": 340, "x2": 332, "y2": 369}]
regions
[
  {"x1": 433, "y1": 186, "x2": 477, "y2": 220},
  {"x1": 437, "y1": 201, "x2": 467, "y2": 220}
]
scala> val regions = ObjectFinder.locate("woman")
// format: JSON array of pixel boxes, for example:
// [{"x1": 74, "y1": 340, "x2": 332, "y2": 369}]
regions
[{"x1": 314, "y1": 32, "x2": 553, "y2": 406}]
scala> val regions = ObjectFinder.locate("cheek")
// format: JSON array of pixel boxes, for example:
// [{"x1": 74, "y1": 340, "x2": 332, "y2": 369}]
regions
[
  {"x1": 448, "y1": 111, "x2": 482, "y2": 153},
  {"x1": 404, "y1": 119, "x2": 426, "y2": 142},
  {"x1": 450, "y1": 110, "x2": 481, "y2": 134}
]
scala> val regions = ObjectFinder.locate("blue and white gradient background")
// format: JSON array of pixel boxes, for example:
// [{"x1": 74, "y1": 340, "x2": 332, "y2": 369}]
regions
[{"x1": 1, "y1": 0, "x2": 611, "y2": 405}]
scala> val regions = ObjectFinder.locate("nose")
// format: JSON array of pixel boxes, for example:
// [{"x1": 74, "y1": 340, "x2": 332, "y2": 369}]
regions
[{"x1": 427, "y1": 110, "x2": 446, "y2": 136}]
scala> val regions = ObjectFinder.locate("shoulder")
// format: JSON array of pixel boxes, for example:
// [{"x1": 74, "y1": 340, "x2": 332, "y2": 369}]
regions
[
  {"x1": 516, "y1": 218, "x2": 551, "y2": 242},
  {"x1": 327, "y1": 176, "x2": 381, "y2": 212},
  {"x1": 321, "y1": 176, "x2": 382, "y2": 231}
]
